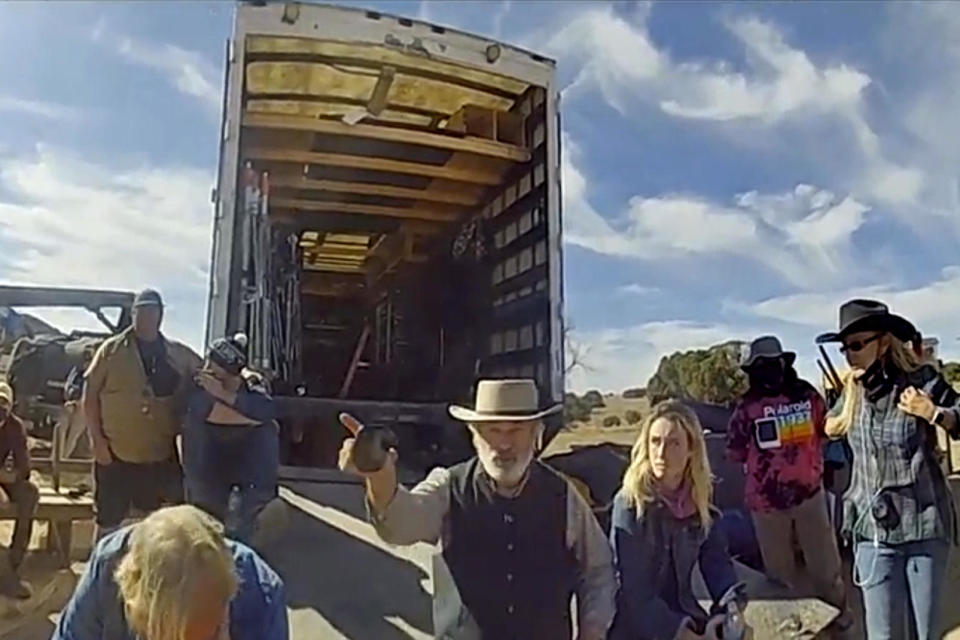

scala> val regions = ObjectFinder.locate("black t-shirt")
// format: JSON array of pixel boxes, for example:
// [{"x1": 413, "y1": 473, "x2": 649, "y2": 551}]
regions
[{"x1": 136, "y1": 338, "x2": 180, "y2": 398}]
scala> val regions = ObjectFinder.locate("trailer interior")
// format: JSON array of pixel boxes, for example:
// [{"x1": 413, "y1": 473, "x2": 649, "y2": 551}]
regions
[{"x1": 233, "y1": 14, "x2": 558, "y2": 440}]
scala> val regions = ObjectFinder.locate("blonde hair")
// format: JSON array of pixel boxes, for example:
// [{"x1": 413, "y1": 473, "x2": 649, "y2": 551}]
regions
[
  {"x1": 620, "y1": 401, "x2": 713, "y2": 529},
  {"x1": 825, "y1": 334, "x2": 923, "y2": 438},
  {"x1": 114, "y1": 505, "x2": 238, "y2": 640}
]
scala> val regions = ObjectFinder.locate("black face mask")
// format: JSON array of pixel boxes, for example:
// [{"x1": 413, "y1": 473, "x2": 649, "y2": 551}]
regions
[
  {"x1": 861, "y1": 356, "x2": 896, "y2": 402},
  {"x1": 749, "y1": 360, "x2": 785, "y2": 395}
]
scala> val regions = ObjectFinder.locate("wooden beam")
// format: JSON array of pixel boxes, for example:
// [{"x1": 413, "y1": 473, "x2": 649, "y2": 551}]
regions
[
  {"x1": 270, "y1": 175, "x2": 481, "y2": 206},
  {"x1": 246, "y1": 147, "x2": 503, "y2": 185},
  {"x1": 304, "y1": 264, "x2": 364, "y2": 274},
  {"x1": 301, "y1": 281, "x2": 366, "y2": 298},
  {"x1": 273, "y1": 197, "x2": 459, "y2": 222},
  {"x1": 243, "y1": 112, "x2": 531, "y2": 162},
  {"x1": 303, "y1": 245, "x2": 369, "y2": 257}
]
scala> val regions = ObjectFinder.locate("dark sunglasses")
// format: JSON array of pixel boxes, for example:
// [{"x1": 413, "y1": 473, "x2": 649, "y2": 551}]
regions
[{"x1": 840, "y1": 334, "x2": 882, "y2": 354}]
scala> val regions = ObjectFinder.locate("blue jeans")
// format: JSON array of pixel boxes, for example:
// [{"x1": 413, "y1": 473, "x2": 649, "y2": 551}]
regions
[
  {"x1": 187, "y1": 478, "x2": 276, "y2": 542},
  {"x1": 183, "y1": 422, "x2": 279, "y2": 542},
  {"x1": 855, "y1": 538, "x2": 949, "y2": 640}
]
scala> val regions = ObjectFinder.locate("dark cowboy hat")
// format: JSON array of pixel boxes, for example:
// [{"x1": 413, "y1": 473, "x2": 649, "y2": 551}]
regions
[
  {"x1": 740, "y1": 335, "x2": 796, "y2": 369},
  {"x1": 816, "y1": 299, "x2": 917, "y2": 344}
]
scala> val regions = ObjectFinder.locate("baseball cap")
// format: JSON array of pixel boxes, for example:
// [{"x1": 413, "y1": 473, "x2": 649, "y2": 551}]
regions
[{"x1": 133, "y1": 289, "x2": 164, "y2": 309}]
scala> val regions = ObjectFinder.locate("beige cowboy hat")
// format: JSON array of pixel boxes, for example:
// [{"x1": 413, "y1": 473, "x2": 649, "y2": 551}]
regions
[{"x1": 449, "y1": 379, "x2": 562, "y2": 423}]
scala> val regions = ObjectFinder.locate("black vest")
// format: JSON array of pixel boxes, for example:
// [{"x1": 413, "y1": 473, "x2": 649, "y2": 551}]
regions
[{"x1": 444, "y1": 458, "x2": 578, "y2": 640}]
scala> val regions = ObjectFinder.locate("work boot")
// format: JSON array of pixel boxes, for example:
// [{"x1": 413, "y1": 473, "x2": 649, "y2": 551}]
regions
[{"x1": 0, "y1": 558, "x2": 31, "y2": 600}]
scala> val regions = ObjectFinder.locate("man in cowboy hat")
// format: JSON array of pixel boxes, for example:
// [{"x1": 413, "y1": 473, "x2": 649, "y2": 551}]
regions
[
  {"x1": 338, "y1": 379, "x2": 616, "y2": 640},
  {"x1": 726, "y1": 337, "x2": 850, "y2": 631}
]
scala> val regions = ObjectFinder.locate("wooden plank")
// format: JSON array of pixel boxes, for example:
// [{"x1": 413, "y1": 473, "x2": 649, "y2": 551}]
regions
[
  {"x1": 304, "y1": 246, "x2": 369, "y2": 258},
  {"x1": 304, "y1": 264, "x2": 365, "y2": 274},
  {"x1": 270, "y1": 175, "x2": 481, "y2": 206},
  {"x1": 243, "y1": 112, "x2": 531, "y2": 162},
  {"x1": 245, "y1": 61, "x2": 514, "y2": 115},
  {"x1": 246, "y1": 36, "x2": 530, "y2": 96},
  {"x1": 273, "y1": 197, "x2": 459, "y2": 222},
  {"x1": 301, "y1": 281, "x2": 366, "y2": 298},
  {"x1": 247, "y1": 147, "x2": 503, "y2": 186}
]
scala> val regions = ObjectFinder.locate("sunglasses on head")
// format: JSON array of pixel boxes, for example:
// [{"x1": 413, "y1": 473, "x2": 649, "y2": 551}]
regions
[{"x1": 840, "y1": 333, "x2": 882, "y2": 354}]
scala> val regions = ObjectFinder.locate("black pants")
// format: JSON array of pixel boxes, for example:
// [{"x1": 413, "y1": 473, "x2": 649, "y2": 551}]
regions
[
  {"x1": 0, "y1": 480, "x2": 38, "y2": 568},
  {"x1": 94, "y1": 457, "x2": 183, "y2": 527}
]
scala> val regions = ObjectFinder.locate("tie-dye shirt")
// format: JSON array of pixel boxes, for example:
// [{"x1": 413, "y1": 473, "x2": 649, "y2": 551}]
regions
[{"x1": 726, "y1": 383, "x2": 827, "y2": 513}]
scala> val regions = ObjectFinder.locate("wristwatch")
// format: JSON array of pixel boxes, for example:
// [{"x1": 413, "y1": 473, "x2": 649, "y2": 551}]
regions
[{"x1": 932, "y1": 408, "x2": 947, "y2": 426}]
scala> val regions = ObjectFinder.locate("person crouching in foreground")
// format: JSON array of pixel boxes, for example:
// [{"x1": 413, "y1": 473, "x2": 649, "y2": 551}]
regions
[
  {"x1": 609, "y1": 401, "x2": 748, "y2": 640},
  {"x1": 52, "y1": 504, "x2": 287, "y2": 640},
  {"x1": 339, "y1": 379, "x2": 616, "y2": 640}
]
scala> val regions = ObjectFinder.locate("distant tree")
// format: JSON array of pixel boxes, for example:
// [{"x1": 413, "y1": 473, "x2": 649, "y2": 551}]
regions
[
  {"x1": 564, "y1": 393, "x2": 592, "y2": 425},
  {"x1": 582, "y1": 390, "x2": 605, "y2": 409},
  {"x1": 647, "y1": 341, "x2": 748, "y2": 406},
  {"x1": 944, "y1": 362, "x2": 960, "y2": 390},
  {"x1": 564, "y1": 321, "x2": 594, "y2": 376},
  {"x1": 625, "y1": 410, "x2": 643, "y2": 425},
  {"x1": 603, "y1": 415, "x2": 622, "y2": 428},
  {"x1": 623, "y1": 387, "x2": 647, "y2": 399}
]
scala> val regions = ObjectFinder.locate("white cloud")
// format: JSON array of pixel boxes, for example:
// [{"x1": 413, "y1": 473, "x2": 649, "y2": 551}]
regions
[
  {"x1": 543, "y1": 5, "x2": 953, "y2": 235},
  {"x1": 546, "y1": 8, "x2": 868, "y2": 124},
  {"x1": 0, "y1": 96, "x2": 81, "y2": 122},
  {"x1": 567, "y1": 320, "x2": 759, "y2": 393},
  {"x1": 569, "y1": 266, "x2": 960, "y2": 393},
  {"x1": 92, "y1": 22, "x2": 220, "y2": 116},
  {"x1": 417, "y1": 1, "x2": 432, "y2": 22},
  {"x1": 562, "y1": 132, "x2": 870, "y2": 289},
  {"x1": 492, "y1": 0, "x2": 512, "y2": 38},
  {"x1": 735, "y1": 266, "x2": 960, "y2": 362},
  {"x1": 662, "y1": 17, "x2": 870, "y2": 123},
  {"x1": 0, "y1": 146, "x2": 213, "y2": 350},
  {"x1": 619, "y1": 284, "x2": 660, "y2": 296},
  {"x1": 116, "y1": 37, "x2": 220, "y2": 115}
]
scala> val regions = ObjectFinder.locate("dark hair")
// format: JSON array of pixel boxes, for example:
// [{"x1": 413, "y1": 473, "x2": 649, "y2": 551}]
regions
[{"x1": 745, "y1": 360, "x2": 812, "y2": 403}]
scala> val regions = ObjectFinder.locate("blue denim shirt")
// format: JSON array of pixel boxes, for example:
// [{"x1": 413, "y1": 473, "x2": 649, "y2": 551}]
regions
[
  {"x1": 52, "y1": 527, "x2": 288, "y2": 640},
  {"x1": 609, "y1": 492, "x2": 739, "y2": 640}
]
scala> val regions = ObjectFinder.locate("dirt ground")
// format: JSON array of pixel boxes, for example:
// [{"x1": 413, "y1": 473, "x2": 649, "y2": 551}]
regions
[{"x1": 8, "y1": 401, "x2": 960, "y2": 638}]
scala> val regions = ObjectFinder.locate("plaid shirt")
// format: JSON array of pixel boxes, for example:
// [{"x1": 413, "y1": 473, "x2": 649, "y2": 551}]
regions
[{"x1": 839, "y1": 365, "x2": 960, "y2": 545}]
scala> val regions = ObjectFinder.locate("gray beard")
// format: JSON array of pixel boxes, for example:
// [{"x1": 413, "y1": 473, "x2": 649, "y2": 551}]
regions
[{"x1": 476, "y1": 445, "x2": 534, "y2": 488}]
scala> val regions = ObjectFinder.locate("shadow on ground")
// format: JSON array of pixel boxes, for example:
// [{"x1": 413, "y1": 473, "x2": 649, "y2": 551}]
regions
[
  {"x1": 0, "y1": 557, "x2": 76, "y2": 640},
  {"x1": 261, "y1": 481, "x2": 433, "y2": 640}
]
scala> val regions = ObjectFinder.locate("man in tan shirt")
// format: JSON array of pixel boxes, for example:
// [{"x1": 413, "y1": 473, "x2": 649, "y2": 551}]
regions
[{"x1": 83, "y1": 289, "x2": 201, "y2": 539}]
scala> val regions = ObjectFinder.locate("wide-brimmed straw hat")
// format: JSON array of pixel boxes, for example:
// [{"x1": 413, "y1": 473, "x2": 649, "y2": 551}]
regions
[
  {"x1": 449, "y1": 379, "x2": 562, "y2": 423},
  {"x1": 816, "y1": 299, "x2": 916, "y2": 344},
  {"x1": 740, "y1": 335, "x2": 796, "y2": 370}
]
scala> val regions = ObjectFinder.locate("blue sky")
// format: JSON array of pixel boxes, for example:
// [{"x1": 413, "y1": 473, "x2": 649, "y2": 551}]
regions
[{"x1": 1, "y1": 1, "x2": 958, "y2": 392}]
